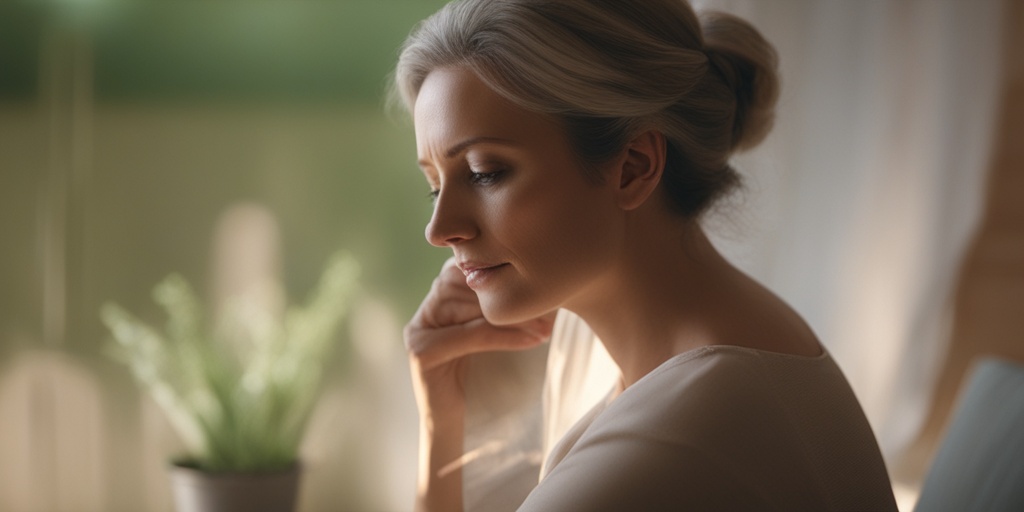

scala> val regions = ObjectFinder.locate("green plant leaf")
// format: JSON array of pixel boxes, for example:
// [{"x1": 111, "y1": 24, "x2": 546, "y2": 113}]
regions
[{"x1": 101, "y1": 251, "x2": 360, "y2": 472}]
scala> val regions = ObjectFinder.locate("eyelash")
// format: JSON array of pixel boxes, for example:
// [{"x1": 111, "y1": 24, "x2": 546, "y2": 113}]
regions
[
  {"x1": 426, "y1": 169, "x2": 506, "y2": 203},
  {"x1": 470, "y1": 168, "x2": 505, "y2": 186}
]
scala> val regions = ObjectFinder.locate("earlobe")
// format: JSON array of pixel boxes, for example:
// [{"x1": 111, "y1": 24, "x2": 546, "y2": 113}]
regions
[{"x1": 617, "y1": 130, "x2": 666, "y2": 211}]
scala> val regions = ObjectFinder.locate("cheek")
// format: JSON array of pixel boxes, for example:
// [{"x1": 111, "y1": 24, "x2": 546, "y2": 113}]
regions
[
  {"x1": 502, "y1": 177, "x2": 618, "y2": 280},
  {"x1": 473, "y1": 160, "x2": 620, "y2": 325}
]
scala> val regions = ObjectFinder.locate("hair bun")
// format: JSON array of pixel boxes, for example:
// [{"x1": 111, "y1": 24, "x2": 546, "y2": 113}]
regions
[{"x1": 699, "y1": 11, "x2": 780, "y2": 152}]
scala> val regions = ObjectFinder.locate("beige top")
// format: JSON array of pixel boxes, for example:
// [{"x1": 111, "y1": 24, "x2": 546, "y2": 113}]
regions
[{"x1": 518, "y1": 345, "x2": 898, "y2": 511}]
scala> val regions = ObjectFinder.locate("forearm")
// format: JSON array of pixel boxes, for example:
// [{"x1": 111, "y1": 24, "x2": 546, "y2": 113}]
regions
[
  {"x1": 415, "y1": 409, "x2": 466, "y2": 512},
  {"x1": 404, "y1": 258, "x2": 554, "y2": 511}
]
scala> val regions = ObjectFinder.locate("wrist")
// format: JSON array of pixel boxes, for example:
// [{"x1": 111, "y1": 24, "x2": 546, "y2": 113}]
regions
[
  {"x1": 416, "y1": 409, "x2": 465, "y2": 512},
  {"x1": 421, "y1": 402, "x2": 464, "y2": 435}
]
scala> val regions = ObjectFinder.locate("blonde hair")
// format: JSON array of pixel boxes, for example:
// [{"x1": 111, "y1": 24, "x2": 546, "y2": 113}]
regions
[{"x1": 394, "y1": 0, "x2": 779, "y2": 217}]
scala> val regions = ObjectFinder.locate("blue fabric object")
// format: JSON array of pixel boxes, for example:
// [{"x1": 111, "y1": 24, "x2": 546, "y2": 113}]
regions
[{"x1": 915, "y1": 357, "x2": 1024, "y2": 512}]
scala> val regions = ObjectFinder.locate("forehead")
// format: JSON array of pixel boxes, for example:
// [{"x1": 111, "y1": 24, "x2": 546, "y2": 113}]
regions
[{"x1": 413, "y1": 67, "x2": 562, "y2": 160}]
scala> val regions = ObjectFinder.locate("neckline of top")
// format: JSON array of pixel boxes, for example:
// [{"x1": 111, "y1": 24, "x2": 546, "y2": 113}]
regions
[{"x1": 614, "y1": 342, "x2": 831, "y2": 396}]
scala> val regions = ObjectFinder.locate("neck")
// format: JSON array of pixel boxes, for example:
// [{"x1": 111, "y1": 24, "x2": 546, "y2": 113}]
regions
[{"x1": 565, "y1": 217, "x2": 746, "y2": 388}]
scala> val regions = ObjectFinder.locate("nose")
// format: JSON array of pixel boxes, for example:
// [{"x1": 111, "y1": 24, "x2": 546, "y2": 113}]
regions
[{"x1": 425, "y1": 188, "x2": 478, "y2": 247}]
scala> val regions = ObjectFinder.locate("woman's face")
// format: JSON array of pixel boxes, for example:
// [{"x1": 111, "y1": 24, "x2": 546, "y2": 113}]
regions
[{"x1": 413, "y1": 66, "x2": 623, "y2": 325}]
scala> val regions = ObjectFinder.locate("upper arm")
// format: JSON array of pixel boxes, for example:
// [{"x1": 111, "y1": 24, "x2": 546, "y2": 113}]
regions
[{"x1": 518, "y1": 435, "x2": 768, "y2": 512}]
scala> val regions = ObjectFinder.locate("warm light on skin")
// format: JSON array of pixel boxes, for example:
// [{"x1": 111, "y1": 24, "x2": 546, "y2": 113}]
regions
[
  {"x1": 413, "y1": 66, "x2": 624, "y2": 327},
  {"x1": 412, "y1": 66, "x2": 821, "y2": 389}
]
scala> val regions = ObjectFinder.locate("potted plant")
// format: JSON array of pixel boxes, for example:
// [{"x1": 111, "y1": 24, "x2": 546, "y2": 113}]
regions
[{"x1": 101, "y1": 252, "x2": 359, "y2": 512}]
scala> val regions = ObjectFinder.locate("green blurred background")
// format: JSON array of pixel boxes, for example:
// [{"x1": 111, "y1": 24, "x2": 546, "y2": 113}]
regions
[{"x1": 0, "y1": 1, "x2": 452, "y2": 510}]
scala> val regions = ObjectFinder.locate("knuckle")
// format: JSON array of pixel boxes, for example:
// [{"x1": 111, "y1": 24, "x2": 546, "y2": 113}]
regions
[
  {"x1": 403, "y1": 324, "x2": 423, "y2": 353},
  {"x1": 428, "y1": 277, "x2": 443, "y2": 295},
  {"x1": 444, "y1": 264, "x2": 464, "y2": 279}
]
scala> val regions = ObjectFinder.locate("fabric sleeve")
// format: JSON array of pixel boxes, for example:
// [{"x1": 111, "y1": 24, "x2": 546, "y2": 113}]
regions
[{"x1": 519, "y1": 436, "x2": 769, "y2": 512}]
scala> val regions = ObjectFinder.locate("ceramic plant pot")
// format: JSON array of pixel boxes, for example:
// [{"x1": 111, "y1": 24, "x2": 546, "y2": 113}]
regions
[{"x1": 169, "y1": 462, "x2": 302, "y2": 512}]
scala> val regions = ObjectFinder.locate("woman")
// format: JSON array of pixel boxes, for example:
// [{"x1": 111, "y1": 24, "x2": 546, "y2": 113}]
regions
[{"x1": 395, "y1": 0, "x2": 898, "y2": 510}]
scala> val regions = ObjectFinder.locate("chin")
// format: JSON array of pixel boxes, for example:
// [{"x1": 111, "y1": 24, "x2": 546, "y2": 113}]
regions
[{"x1": 479, "y1": 295, "x2": 553, "y2": 326}]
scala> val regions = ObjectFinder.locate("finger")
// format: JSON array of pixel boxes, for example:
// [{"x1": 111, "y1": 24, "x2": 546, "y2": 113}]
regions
[
  {"x1": 420, "y1": 264, "x2": 477, "y2": 311},
  {"x1": 518, "y1": 316, "x2": 556, "y2": 339},
  {"x1": 406, "y1": 319, "x2": 547, "y2": 371},
  {"x1": 415, "y1": 290, "x2": 484, "y2": 328},
  {"x1": 438, "y1": 256, "x2": 470, "y2": 287},
  {"x1": 502, "y1": 309, "x2": 559, "y2": 339},
  {"x1": 436, "y1": 263, "x2": 474, "y2": 296},
  {"x1": 415, "y1": 271, "x2": 483, "y2": 328}
]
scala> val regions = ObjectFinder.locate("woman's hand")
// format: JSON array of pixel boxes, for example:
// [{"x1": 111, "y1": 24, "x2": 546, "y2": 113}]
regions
[
  {"x1": 404, "y1": 257, "x2": 556, "y2": 512},
  {"x1": 405, "y1": 256, "x2": 555, "y2": 418}
]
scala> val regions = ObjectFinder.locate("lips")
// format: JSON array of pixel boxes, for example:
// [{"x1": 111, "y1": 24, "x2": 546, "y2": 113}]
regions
[
  {"x1": 458, "y1": 261, "x2": 509, "y2": 289},
  {"x1": 457, "y1": 261, "x2": 504, "y2": 276}
]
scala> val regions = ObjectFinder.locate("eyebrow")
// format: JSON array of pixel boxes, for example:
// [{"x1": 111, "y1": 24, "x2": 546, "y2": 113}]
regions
[{"x1": 418, "y1": 136, "x2": 516, "y2": 168}]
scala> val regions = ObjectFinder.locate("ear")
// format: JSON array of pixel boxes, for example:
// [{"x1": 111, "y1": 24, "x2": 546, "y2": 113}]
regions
[{"x1": 613, "y1": 130, "x2": 666, "y2": 211}]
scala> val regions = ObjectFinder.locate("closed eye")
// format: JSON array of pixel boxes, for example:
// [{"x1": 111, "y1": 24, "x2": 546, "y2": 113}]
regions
[
  {"x1": 469, "y1": 168, "x2": 505, "y2": 186},
  {"x1": 425, "y1": 168, "x2": 506, "y2": 204}
]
